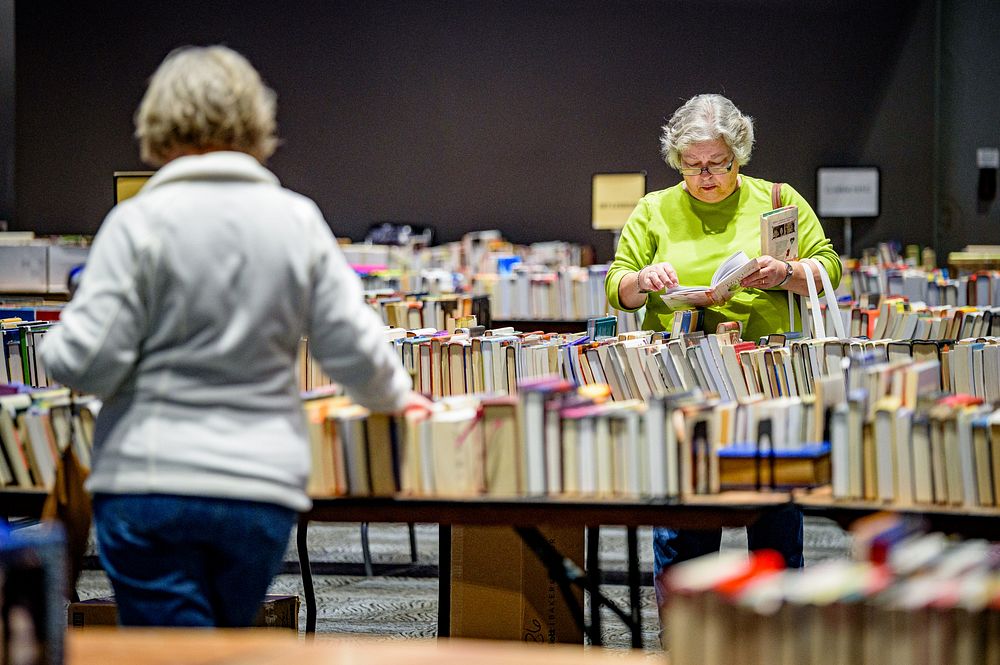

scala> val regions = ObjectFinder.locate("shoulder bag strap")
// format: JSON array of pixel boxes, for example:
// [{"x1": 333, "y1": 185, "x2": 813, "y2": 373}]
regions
[{"x1": 771, "y1": 182, "x2": 783, "y2": 210}]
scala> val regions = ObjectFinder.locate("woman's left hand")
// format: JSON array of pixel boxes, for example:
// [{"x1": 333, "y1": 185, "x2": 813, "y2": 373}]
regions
[{"x1": 740, "y1": 255, "x2": 790, "y2": 290}]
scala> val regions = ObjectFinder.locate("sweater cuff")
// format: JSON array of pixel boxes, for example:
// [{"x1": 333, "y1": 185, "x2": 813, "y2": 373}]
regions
[
  {"x1": 606, "y1": 269, "x2": 644, "y2": 313},
  {"x1": 351, "y1": 364, "x2": 412, "y2": 414}
]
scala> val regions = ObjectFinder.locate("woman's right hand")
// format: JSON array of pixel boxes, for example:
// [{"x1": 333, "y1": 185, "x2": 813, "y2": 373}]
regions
[{"x1": 637, "y1": 262, "x2": 679, "y2": 292}]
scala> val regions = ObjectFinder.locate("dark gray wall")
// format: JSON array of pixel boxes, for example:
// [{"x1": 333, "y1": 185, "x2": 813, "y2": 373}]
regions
[
  {"x1": 0, "y1": 0, "x2": 14, "y2": 227},
  {"x1": 938, "y1": 0, "x2": 1000, "y2": 257},
  {"x1": 12, "y1": 0, "x2": 941, "y2": 261},
  {"x1": 853, "y1": 0, "x2": 937, "y2": 256}
]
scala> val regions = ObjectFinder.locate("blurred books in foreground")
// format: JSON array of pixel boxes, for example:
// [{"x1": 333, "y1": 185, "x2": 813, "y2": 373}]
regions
[
  {"x1": 662, "y1": 515, "x2": 1000, "y2": 665},
  {"x1": 0, "y1": 522, "x2": 66, "y2": 665}
]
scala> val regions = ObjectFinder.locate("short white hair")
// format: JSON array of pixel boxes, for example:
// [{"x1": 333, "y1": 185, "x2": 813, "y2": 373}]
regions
[
  {"x1": 135, "y1": 45, "x2": 278, "y2": 166},
  {"x1": 659, "y1": 94, "x2": 755, "y2": 170}
]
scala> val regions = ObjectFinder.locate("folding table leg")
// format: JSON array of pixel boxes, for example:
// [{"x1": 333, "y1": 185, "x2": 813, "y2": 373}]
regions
[
  {"x1": 297, "y1": 516, "x2": 317, "y2": 635},
  {"x1": 627, "y1": 526, "x2": 642, "y2": 648}
]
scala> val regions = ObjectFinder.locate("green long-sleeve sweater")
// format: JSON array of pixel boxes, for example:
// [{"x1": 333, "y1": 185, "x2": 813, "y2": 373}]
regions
[{"x1": 605, "y1": 175, "x2": 842, "y2": 342}]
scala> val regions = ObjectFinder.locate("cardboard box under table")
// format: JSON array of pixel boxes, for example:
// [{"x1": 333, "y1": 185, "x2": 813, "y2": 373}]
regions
[
  {"x1": 68, "y1": 594, "x2": 300, "y2": 630},
  {"x1": 449, "y1": 525, "x2": 584, "y2": 643}
]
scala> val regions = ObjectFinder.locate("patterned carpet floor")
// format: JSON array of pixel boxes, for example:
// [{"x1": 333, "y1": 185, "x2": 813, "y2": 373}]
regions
[{"x1": 77, "y1": 517, "x2": 852, "y2": 653}]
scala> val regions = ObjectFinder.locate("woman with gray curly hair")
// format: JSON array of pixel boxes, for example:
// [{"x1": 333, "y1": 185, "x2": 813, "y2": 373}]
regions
[
  {"x1": 605, "y1": 93, "x2": 842, "y2": 596},
  {"x1": 608, "y1": 93, "x2": 841, "y2": 338},
  {"x1": 41, "y1": 45, "x2": 430, "y2": 627}
]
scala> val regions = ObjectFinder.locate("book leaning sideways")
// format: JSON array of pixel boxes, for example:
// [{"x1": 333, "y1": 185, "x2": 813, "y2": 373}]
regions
[
  {"x1": 659, "y1": 251, "x2": 759, "y2": 309},
  {"x1": 760, "y1": 205, "x2": 799, "y2": 261}
]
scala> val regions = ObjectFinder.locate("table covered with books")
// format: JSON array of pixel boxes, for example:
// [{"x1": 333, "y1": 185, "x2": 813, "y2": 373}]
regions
[{"x1": 298, "y1": 490, "x2": 794, "y2": 646}]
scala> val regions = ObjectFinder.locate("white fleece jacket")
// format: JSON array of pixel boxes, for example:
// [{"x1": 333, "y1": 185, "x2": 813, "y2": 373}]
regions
[{"x1": 40, "y1": 152, "x2": 411, "y2": 511}]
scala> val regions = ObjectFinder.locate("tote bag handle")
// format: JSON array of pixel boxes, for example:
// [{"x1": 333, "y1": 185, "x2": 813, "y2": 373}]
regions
[
  {"x1": 769, "y1": 182, "x2": 845, "y2": 339},
  {"x1": 797, "y1": 258, "x2": 847, "y2": 339}
]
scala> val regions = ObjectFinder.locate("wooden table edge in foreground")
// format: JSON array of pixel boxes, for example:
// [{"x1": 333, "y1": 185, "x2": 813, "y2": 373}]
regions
[{"x1": 66, "y1": 627, "x2": 656, "y2": 665}]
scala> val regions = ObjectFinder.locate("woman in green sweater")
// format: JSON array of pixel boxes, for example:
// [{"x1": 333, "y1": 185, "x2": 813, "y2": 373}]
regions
[
  {"x1": 607, "y1": 94, "x2": 841, "y2": 341},
  {"x1": 605, "y1": 93, "x2": 842, "y2": 591}
]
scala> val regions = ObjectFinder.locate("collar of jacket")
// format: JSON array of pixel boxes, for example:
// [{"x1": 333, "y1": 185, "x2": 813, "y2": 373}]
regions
[{"x1": 142, "y1": 151, "x2": 280, "y2": 192}]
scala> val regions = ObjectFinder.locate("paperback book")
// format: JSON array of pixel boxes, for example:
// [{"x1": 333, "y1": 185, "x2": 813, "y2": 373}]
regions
[
  {"x1": 659, "y1": 251, "x2": 759, "y2": 309},
  {"x1": 760, "y1": 205, "x2": 798, "y2": 260}
]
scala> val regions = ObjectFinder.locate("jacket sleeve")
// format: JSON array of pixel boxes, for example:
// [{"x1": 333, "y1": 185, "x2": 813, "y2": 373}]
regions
[
  {"x1": 784, "y1": 184, "x2": 843, "y2": 291},
  {"x1": 304, "y1": 211, "x2": 411, "y2": 413},
  {"x1": 38, "y1": 205, "x2": 149, "y2": 397},
  {"x1": 605, "y1": 197, "x2": 656, "y2": 312}
]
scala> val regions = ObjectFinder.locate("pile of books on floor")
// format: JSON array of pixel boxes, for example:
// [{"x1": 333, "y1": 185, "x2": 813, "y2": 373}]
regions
[{"x1": 662, "y1": 516, "x2": 1000, "y2": 665}]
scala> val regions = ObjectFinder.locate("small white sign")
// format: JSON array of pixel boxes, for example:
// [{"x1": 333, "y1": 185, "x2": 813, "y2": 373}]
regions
[
  {"x1": 816, "y1": 167, "x2": 880, "y2": 218},
  {"x1": 976, "y1": 147, "x2": 999, "y2": 169}
]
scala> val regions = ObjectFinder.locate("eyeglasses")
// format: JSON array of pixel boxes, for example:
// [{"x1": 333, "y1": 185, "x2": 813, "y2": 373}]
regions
[{"x1": 678, "y1": 158, "x2": 735, "y2": 177}]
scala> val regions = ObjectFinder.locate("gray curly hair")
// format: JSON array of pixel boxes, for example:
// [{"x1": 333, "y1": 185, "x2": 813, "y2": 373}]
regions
[
  {"x1": 135, "y1": 45, "x2": 278, "y2": 166},
  {"x1": 659, "y1": 94, "x2": 755, "y2": 170}
]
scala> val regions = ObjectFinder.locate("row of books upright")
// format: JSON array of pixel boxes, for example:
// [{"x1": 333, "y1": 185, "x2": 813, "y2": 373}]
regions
[
  {"x1": 830, "y1": 378, "x2": 1000, "y2": 509},
  {"x1": 472, "y1": 265, "x2": 610, "y2": 321},
  {"x1": 0, "y1": 385, "x2": 96, "y2": 489},
  {"x1": 301, "y1": 340, "x2": 853, "y2": 501},
  {"x1": 663, "y1": 519, "x2": 1000, "y2": 665},
  {"x1": 301, "y1": 381, "x2": 818, "y2": 500},
  {"x1": 379, "y1": 321, "x2": 870, "y2": 406},
  {"x1": 296, "y1": 309, "x2": 1000, "y2": 505},
  {"x1": 369, "y1": 293, "x2": 491, "y2": 332},
  {"x1": 840, "y1": 295, "x2": 1000, "y2": 341},
  {"x1": 847, "y1": 262, "x2": 1000, "y2": 307},
  {"x1": 2, "y1": 303, "x2": 64, "y2": 386},
  {"x1": 340, "y1": 234, "x2": 593, "y2": 294}
]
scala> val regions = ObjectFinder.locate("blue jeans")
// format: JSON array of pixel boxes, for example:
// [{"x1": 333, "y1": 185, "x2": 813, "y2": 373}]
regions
[
  {"x1": 93, "y1": 493, "x2": 295, "y2": 627},
  {"x1": 653, "y1": 504, "x2": 804, "y2": 603}
]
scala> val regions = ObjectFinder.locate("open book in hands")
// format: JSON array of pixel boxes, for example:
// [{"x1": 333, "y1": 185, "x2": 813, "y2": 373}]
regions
[{"x1": 659, "y1": 251, "x2": 759, "y2": 309}]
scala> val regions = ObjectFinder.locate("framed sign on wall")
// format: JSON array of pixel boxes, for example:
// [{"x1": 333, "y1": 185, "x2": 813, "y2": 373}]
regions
[
  {"x1": 816, "y1": 166, "x2": 880, "y2": 257},
  {"x1": 591, "y1": 172, "x2": 646, "y2": 231},
  {"x1": 816, "y1": 166, "x2": 880, "y2": 218}
]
